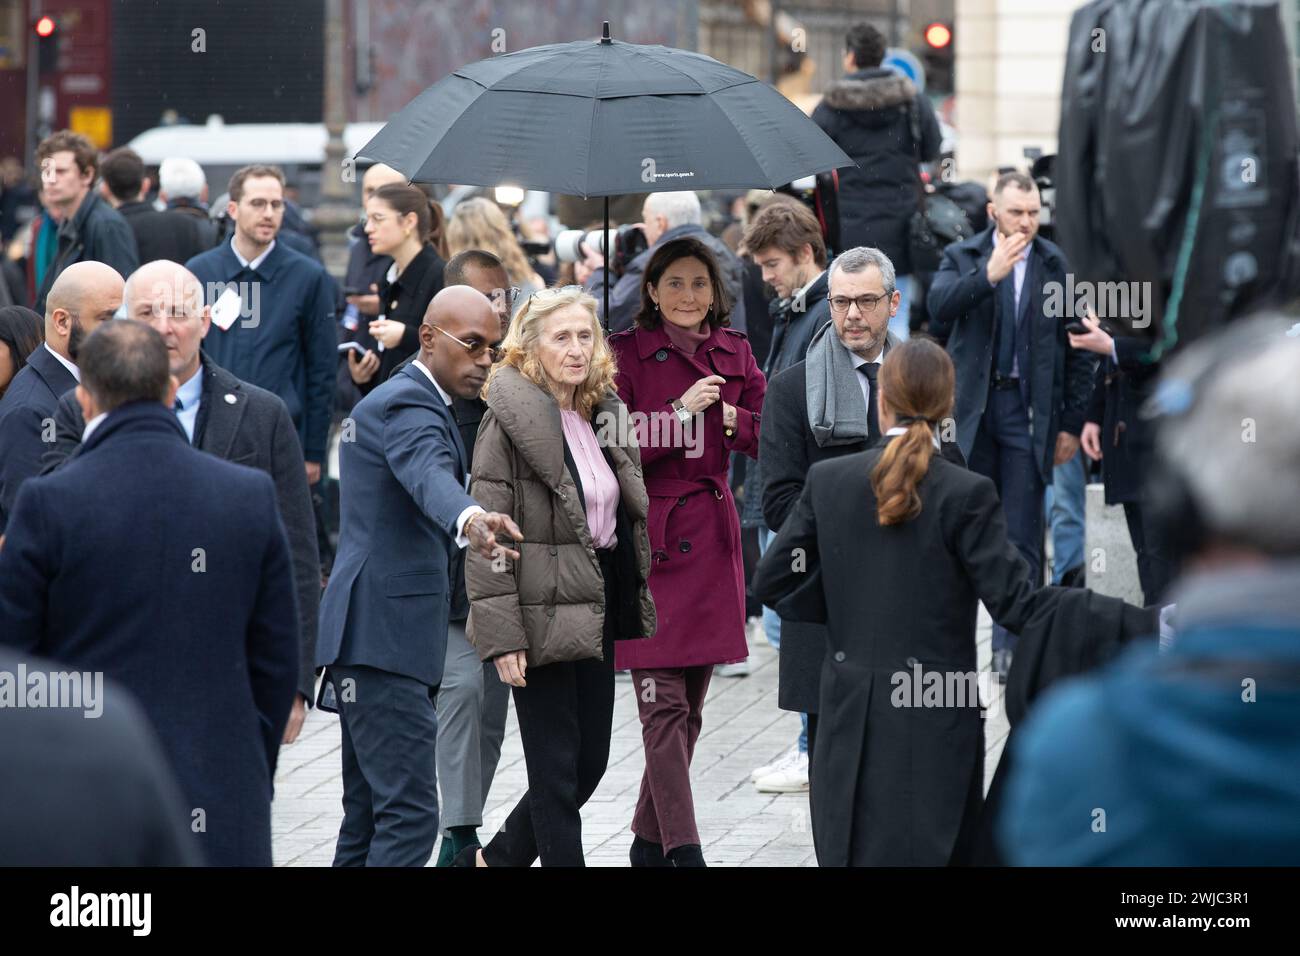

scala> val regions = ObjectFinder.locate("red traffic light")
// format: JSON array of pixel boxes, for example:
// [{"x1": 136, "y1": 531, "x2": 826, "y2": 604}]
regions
[
  {"x1": 35, "y1": 15, "x2": 57, "y2": 37},
  {"x1": 924, "y1": 22, "x2": 951, "y2": 49}
]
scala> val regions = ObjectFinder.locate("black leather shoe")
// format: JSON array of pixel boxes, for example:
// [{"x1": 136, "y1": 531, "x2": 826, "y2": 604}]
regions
[
  {"x1": 667, "y1": 843, "x2": 707, "y2": 867},
  {"x1": 629, "y1": 835, "x2": 669, "y2": 867},
  {"x1": 452, "y1": 845, "x2": 482, "y2": 867}
]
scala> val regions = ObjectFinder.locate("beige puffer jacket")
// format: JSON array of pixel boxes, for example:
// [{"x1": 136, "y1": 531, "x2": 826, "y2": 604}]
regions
[{"x1": 465, "y1": 365, "x2": 656, "y2": 666}]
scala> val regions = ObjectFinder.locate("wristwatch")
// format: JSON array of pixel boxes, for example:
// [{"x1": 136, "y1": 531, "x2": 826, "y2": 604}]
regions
[{"x1": 671, "y1": 399, "x2": 692, "y2": 425}]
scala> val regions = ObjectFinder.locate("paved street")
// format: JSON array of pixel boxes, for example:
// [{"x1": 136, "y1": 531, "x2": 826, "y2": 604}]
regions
[{"x1": 273, "y1": 609, "x2": 1006, "y2": 866}]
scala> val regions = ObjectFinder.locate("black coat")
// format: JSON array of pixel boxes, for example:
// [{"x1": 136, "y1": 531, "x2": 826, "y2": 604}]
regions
[
  {"x1": 40, "y1": 354, "x2": 322, "y2": 704},
  {"x1": 758, "y1": 346, "x2": 965, "y2": 714},
  {"x1": 927, "y1": 225, "x2": 1096, "y2": 483},
  {"x1": 118, "y1": 200, "x2": 212, "y2": 265},
  {"x1": 34, "y1": 192, "x2": 139, "y2": 313},
  {"x1": 752, "y1": 441, "x2": 1151, "y2": 866},
  {"x1": 0, "y1": 344, "x2": 77, "y2": 534},
  {"x1": 812, "y1": 68, "x2": 941, "y2": 272},
  {"x1": 1084, "y1": 334, "x2": 1160, "y2": 504},
  {"x1": 0, "y1": 650, "x2": 203, "y2": 865},
  {"x1": 360, "y1": 244, "x2": 445, "y2": 394},
  {"x1": 0, "y1": 402, "x2": 299, "y2": 865}
]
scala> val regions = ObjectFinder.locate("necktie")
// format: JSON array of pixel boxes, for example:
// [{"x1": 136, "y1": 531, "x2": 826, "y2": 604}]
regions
[
  {"x1": 859, "y1": 362, "x2": 879, "y2": 441},
  {"x1": 996, "y1": 275, "x2": 1017, "y2": 377}
]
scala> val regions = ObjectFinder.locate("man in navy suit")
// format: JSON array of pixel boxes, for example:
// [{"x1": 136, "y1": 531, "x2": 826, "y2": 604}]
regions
[
  {"x1": 928, "y1": 172, "x2": 1095, "y2": 678},
  {"x1": 0, "y1": 261, "x2": 123, "y2": 536},
  {"x1": 0, "y1": 319, "x2": 300, "y2": 865},
  {"x1": 317, "y1": 285, "x2": 521, "y2": 867}
]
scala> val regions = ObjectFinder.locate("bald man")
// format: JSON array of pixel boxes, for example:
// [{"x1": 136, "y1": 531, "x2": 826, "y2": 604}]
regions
[
  {"x1": 0, "y1": 260, "x2": 123, "y2": 534},
  {"x1": 318, "y1": 284, "x2": 521, "y2": 866}
]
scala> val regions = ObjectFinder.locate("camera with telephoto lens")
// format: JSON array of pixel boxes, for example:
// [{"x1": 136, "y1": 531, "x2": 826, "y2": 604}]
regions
[{"x1": 554, "y1": 224, "x2": 648, "y2": 278}]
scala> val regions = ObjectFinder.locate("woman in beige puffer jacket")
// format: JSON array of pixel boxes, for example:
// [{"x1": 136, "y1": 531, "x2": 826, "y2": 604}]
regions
[{"x1": 463, "y1": 285, "x2": 655, "y2": 867}]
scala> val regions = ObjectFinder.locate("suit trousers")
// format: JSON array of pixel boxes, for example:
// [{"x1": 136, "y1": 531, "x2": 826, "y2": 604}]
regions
[
  {"x1": 630, "y1": 664, "x2": 713, "y2": 851},
  {"x1": 435, "y1": 620, "x2": 510, "y2": 832},
  {"x1": 480, "y1": 629, "x2": 615, "y2": 866},
  {"x1": 331, "y1": 664, "x2": 440, "y2": 866},
  {"x1": 969, "y1": 385, "x2": 1045, "y2": 653}
]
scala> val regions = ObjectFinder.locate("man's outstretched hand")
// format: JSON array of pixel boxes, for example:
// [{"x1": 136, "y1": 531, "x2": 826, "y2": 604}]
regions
[{"x1": 466, "y1": 511, "x2": 523, "y2": 561}]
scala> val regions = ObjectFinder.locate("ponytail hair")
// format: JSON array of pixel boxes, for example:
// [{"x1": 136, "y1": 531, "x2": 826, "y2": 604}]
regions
[
  {"x1": 870, "y1": 338, "x2": 955, "y2": 526},
  {"x1": 372, "y1": 183, "x2": 447, "y2": 257}
]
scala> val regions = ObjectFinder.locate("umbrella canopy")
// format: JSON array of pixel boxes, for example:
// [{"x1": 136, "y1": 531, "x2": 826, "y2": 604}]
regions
[{"x1": 356, "y1": 27, "x2": 852, "y2": 197}]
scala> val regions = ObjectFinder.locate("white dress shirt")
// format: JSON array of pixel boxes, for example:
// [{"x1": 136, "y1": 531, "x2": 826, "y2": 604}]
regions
[
  {"x1": 82, "y1": 411, "x2": 107, "y2": 442},
  {"x1": 231, "y1": 237, "x2": 275, "y2": 271},
  {"x1": 411, "y1": 357, "x2": 483, "y2": 548},
  {"x1": 45, "y1": 343, "x2": 80, "y2": 383}
]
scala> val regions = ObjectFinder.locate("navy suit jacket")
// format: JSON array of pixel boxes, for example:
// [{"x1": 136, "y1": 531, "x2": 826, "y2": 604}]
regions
[
  {"x1": 0, "y1": 402, "x2": 299, "y2": 866},
  {"x1": 927, "y1": 225, "x2": 1095, "y2": 482},
  {"x1": 0, "y1": 345, "x2": 78, "y2": 534},
  {"x1": 317, "y1": 361, "x2": 476, "y2": 688}
]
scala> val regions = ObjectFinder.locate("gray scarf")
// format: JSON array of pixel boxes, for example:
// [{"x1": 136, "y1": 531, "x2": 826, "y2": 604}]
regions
[{"x1": 805, "y1": 320, "x2": 898, "y2": 447}]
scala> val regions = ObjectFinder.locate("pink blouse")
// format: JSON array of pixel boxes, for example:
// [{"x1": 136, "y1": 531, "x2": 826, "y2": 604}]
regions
[{"x1": 560, "y1": 409, "x2": 620, "y2": 549}]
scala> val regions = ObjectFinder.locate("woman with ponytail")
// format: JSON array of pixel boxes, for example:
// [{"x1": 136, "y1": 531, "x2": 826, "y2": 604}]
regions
[
  {"x1": 753, "y1": 338, "x2": 1153, "y2": 866},
  {"x1": 348, "y1": 183, "x2": 447, "y2": 394}
]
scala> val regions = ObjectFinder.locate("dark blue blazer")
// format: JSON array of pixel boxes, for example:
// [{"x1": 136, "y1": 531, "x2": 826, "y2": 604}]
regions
[
  {"x1": 927, "y1": 225, "x2": 1095, "y2": 482},
  {"x1": 317, "y1": 362, "x2": 477, "y2": 687},
  {"x1": 186, "y1": 239, "x2": 337, "y2": 464},
  {"x1": 0, "y1": 401, "x2": 300, "y2": 866},
  {"x1": 0, "y1": 344, "x2": 78, "y2": 534}
]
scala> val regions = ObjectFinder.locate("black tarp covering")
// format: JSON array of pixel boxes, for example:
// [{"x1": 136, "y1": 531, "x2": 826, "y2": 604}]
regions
[{"x1": 1055, "y1": 0, "x2": 1300, "y2": 358}]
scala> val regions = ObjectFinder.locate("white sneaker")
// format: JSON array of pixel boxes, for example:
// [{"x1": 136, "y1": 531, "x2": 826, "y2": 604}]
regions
[
  {"x1": 750, "y1": 745, "x2": 802, "y2": 782},
  {"x1": 744, "y1": 616, "x2": 765, "y2": 647},
  {"x1": 715, "y1": 657, "x2": 752, "y2": 678},
  {"x1": 754, "y1": 750, "x2": 810, "y2": 793}
]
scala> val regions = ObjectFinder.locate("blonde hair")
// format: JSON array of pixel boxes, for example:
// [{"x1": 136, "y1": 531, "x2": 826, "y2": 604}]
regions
[
  {"x1": 483, "y1": 286, "x2": 618, "y2": 418},
  {"x1": 446, "y1": 197, "x2": 534, "y2": 288}
]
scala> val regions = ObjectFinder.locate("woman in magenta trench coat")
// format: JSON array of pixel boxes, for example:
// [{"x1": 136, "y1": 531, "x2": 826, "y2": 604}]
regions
[{"x1": 607, "y1": 236, "x2": 765, "y2": 866}]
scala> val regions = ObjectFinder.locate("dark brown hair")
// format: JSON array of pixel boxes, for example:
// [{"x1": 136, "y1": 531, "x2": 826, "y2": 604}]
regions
[
  {"x1": 228, "y1": 164, "x2": 286, "y2": 202},
  {"x1": 0, "y1": 306, "x2": 44, "y2": 397},
  {"x1": 634, "y1": 237, "x2": 731, "y2": 331},
  {"x1": 36, "y1": 130, "x2": 98, "y2": 177},
  {"x1": 742, "y1": 200, "x2": 827, "y2": 268},
  {"x1": 372, "y1": 183, "x2": 448, "y2": 258},
  {"x1": 870, "y1": 338, "x2": 955, "y2": 526},
  {"x1": 99, "y1": 147, "x2": 146, "y2": 201},
  {"x1": 993, "y1": 171, "x2": 1037, "y2": 196}
]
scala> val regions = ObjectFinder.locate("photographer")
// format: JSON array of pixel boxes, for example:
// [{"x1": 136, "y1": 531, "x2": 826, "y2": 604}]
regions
[
  {"x1": 1002, "y1": 315, "x2": 1300, "y2": 865},
  {"x1": 581, "y1": 191, "x2": 746, "y2": 334}
]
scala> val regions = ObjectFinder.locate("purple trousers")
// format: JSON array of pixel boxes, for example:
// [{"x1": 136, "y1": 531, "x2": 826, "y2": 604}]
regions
[{"x1": 630, "y1": 665, "x2": 712, "y2": 851}]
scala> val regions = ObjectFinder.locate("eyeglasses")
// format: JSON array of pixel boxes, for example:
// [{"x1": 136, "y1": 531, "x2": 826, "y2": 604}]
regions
[
  {"x1": 828, "y1": 292, "x2": 893, "y2": 315},
  {"x1": 431, "y1": 324, "x2": 505, "y2": 362},
  {"x1": 525, "y1": 284, "x2": 584, "y2": 306},
  {"x1": 490, "y1": 287, "x2": 523, "y2": 307}
]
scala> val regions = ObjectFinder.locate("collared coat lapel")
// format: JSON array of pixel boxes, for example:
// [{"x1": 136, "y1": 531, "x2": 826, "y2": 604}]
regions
[
  {"x1": 400, "y1": 362, "x2": 467, "y2": 478},
  {"x1": 196, "y1": 356, "x2": 249, "y2": 460}
]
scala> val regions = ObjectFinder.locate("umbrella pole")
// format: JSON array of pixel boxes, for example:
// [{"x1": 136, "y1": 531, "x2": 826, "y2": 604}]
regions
[{"x1": 603, "y1": 195, "x2": 610, "y2": 333}]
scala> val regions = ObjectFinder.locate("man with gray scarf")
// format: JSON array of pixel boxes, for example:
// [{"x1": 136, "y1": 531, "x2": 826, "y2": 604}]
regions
[{"x1": 757, "y1": 247, "x2": 964, "y2": 795}]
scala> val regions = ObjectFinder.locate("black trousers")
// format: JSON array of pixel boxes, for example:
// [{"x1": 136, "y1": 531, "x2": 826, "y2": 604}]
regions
[
  {"x1": 1123, "y1": 500, "x2": 1176, "y2": 604},
  {"x1": 482, "y1": 551, "x2": 618, "y2": 867}
]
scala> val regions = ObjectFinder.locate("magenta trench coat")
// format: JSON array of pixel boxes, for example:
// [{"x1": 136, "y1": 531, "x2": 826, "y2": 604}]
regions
[{"x1": 608, "y1": 323, "x2": 766, "y2": 670}]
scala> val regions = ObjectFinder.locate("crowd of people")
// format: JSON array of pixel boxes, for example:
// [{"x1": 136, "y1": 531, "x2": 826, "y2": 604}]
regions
[{"x1": 1, "y1": 20, "x2": 1297, "y2": 869}]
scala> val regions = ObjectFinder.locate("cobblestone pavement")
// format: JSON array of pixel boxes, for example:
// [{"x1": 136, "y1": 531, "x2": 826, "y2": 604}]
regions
[{"x1": 273, "y1": 610, "x2": 1006, "y2": 866}]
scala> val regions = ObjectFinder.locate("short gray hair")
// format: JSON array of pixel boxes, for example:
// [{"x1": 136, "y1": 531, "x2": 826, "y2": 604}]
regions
[
  {"x1": 158, "y1": 157, "x2": 206, "y2": 200},
  {"x1": 828, "y1": 246, "x2": 896, "y2": 294},
  {"x1": 1159, "y1": 315, "x2": 1300, "y2": 554},
  {"x1": 644, "y1": 191, "x2": 701, "y2": 230}
]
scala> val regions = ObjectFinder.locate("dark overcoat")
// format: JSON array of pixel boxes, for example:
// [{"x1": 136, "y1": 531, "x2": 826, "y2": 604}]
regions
[
  {"x1": 753, "y1": 440, "x2": 1144, "y2": 866},
  {"x1": 0, "y1": 402, "x2": 299, "y2": 865}
]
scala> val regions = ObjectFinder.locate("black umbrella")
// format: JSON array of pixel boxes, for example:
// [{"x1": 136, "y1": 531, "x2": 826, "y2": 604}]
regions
[{"x1": 356, "y1": 22, "x2": 853, "y2": 323}]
